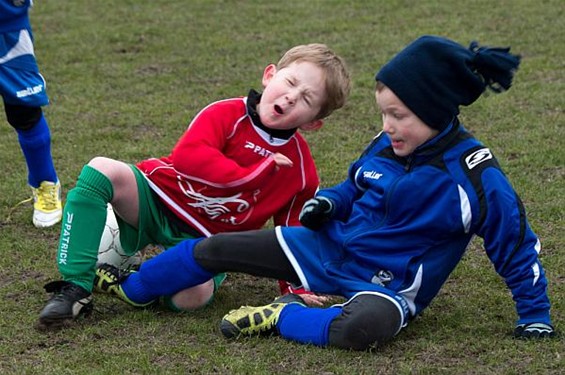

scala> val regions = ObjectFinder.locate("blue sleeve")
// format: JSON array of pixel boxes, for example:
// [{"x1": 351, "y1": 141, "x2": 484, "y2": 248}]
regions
[
  {"x1": 316, "y1": 177, "x2": 359, "y2": 221},
  {"x1": 317, "y1": 134, "x2": 387, "y2": 221},
  {"x1": 316, "y1": 155, "x2": 365, "y2": 221},
  {"x1": 477, "y1": 167, "x2": 552, "y2": 325}
]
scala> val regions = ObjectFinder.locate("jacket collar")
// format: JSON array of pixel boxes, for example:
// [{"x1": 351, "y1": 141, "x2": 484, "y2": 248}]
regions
[{"x1": 414, "y1": 118, "x2": 468, "y2": 157}]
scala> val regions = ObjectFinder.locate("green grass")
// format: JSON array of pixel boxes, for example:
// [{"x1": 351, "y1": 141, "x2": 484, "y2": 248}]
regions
[{"x1": 1, "y1": 0, "x2": 563, "y2": 373}]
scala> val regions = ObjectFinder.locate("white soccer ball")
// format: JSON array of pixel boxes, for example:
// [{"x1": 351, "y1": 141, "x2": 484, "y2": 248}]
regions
[{"x1": 97, "y1": 204, "x2": 142, "y2": 270}]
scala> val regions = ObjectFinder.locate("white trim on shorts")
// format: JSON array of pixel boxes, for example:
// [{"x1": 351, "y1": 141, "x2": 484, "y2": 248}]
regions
[{"x1": 275, "y1": 226, "x2": 310, "y2": 291}]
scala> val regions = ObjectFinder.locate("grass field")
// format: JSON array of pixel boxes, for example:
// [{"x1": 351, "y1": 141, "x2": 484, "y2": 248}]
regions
[{"x1": 0, "y1": 0, "x2": 563, "y2": 374}]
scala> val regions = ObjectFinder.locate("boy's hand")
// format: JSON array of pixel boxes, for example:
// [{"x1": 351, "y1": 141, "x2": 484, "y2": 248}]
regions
[
  {"x1": 279, "y1": 281, "x2": 331, "y2": 307},
  {"x1": 514, "y1": 323, "x2": 555, "y2": 339},
  {"x1": 299, "y1": 197, "x2": 334, "y2": 230},
  {"x1": 297, "y1": 293, "x2": 331, "y2": 307},
  {"x1": 272, "y1": 153, "x2": 293, "y2": 169}
]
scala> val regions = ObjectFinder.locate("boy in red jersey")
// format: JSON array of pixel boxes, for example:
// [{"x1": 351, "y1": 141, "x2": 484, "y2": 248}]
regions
[{"x1": 38, "y1": 43, "x2": 351, "y2": 329}]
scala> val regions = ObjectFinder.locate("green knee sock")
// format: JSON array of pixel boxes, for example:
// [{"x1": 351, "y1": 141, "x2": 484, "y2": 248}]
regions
[{"x1": 57, "y1": 165, "x2": 114, "y2": 292}]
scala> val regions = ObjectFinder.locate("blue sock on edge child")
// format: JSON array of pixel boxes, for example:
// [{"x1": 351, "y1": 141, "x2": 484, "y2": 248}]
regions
[
  {"x1": 17, "y1": 114, "x2": 57, "y2": 187},
  {"x1": 121, "y1": 238, "x2": 215, "y2": 304}
]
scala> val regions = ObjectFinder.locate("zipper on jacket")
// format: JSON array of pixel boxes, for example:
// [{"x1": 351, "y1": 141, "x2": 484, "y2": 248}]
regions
[{"x1": 404, "y1": 156, "x2": 413, "y2": 172}]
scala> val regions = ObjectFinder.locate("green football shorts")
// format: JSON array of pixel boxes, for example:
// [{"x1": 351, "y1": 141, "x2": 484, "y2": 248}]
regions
[{"x1": 116, "y1": 165, "x2": 226, "y2": 305}]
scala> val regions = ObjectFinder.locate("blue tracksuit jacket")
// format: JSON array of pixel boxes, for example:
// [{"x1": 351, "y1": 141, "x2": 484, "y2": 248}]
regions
[{"x1": 280, "y1": 120, "x2": 551, "y2": 325}]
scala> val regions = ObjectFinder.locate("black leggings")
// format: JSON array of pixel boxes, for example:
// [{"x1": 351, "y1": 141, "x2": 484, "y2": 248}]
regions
[
  {"x1": 193, "y1": 229, "x2": 402, "y2": 350},
  {"x1": 193, "y1": 229, "x2": 301, "y2": 285}
]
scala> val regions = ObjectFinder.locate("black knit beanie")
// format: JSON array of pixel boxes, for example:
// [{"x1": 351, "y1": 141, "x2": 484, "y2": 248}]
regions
[{"x1": 376, "y1": 35, "x2": 521, "y2": 131}]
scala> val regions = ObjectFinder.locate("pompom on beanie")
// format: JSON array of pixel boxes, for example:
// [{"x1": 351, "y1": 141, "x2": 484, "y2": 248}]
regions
[{"x1": 376, "y1": 35, "x2": 521, "y2": 130}]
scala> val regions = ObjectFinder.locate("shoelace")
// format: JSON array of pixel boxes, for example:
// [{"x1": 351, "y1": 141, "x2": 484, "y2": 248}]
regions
[
  {"x1": 99, "y1": 268, "x2": 120, "y2": 286},
  {"x1": 35, "y1": 185, "x2": 59, "y2": 210},
  {"x1": 3, "y1": 197, "x2": 32, "y2": 224}
]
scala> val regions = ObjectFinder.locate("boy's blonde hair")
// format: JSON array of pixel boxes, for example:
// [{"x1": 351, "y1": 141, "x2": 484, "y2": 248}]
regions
[{"x1": 277, "y1": 43, "x2": 351, "y2": 119}]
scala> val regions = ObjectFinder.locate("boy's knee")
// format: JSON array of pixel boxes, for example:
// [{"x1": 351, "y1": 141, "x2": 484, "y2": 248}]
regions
[
  {"x1": 328, "y1": 294, "x2": 401, "y2": 350},
  {"x1": 86, "y1": 157, "x2": 133, "y2": 187},
  {"x1": 165, "y1": 280, "x2": 216, "y2": 312},
  {"x1": 5, "y1": 104, "x2": 42, "y2": 130},
  {"x1": 87, "y1": 156, "x2": 117, "y2": 171}
]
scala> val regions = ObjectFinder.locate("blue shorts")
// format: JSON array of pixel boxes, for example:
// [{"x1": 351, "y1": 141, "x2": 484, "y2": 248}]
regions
[
  {"x1": 0, "y1": 29, "x2": 48, "y2": 106},
  {"x1": 276, "y1": 226, "x2": 410, "y2": 324}
]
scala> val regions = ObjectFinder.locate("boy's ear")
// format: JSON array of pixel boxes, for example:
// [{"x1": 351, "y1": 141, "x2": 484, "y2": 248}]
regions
[
  {"x1": 261, "y1": 64, "x2": 277, "y2": 88},
  {"x1": 299, "y1": 119, "x2": 324, "y2": 131}
]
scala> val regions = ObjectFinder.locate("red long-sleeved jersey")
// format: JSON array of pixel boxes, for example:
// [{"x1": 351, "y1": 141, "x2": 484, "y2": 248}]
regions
[{"x1": 136, "y1": 95, "x2": 319, "y2": 237}]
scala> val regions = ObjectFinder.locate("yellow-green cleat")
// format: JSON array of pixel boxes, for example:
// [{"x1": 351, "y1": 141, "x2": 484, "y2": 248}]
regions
[
  {"x1": 220, "y1": 293, "x2": 305, "y2": 338},
  {"x1": 94, "y1": 263, "x2": 156, "y2": 308}
]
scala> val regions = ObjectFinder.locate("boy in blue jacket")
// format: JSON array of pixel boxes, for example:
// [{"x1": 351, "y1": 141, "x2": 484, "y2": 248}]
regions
[{"x1": 95, "y1": 35, "x2": 555, "y2": 350}]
